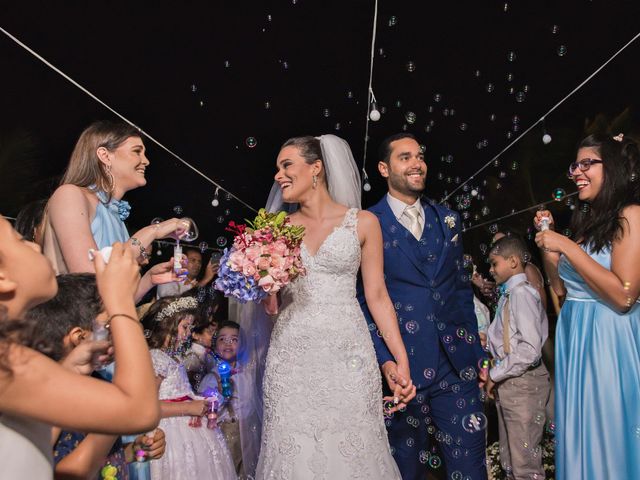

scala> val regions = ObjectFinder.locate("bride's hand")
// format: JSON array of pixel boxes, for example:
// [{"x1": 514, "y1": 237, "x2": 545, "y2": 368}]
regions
[
  {"x1": 262, "y1": 294, "x2": 279, "y2": 316},
  {"x1": 381, "y1": 361, "x2": 416, "y2": 412}
]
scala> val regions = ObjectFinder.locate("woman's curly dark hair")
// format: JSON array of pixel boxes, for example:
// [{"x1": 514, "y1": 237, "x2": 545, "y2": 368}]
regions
[
  {"x1": 570, "y1": 133, "x2": 640, "y2": 252},
  {"x1": 0, "y1": 305, "x2": 53, "y2": 374}
]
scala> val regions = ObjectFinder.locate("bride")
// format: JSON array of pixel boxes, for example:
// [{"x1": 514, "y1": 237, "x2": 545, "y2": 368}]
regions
[{"x1": 255, "y1": 135, "x2": 415, "y2": 479}]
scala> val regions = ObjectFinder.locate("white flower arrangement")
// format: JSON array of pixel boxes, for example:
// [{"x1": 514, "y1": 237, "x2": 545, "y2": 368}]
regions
[
  {"x1": 485, "y1": 429, "x2": 555, "y2": 479},
  {"x1": 444, "y1": 214, "x2": 456, "y2": 229}
]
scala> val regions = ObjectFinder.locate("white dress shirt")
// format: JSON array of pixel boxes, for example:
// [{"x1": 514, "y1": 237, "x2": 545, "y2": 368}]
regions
[{"x1": 386, "y1": 193, "x2": 424, "y2": 239}]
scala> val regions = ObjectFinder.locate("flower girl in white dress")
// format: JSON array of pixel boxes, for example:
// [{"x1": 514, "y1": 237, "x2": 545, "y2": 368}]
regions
[{"x1": 142, "y1": 296, "x2": 236, "y2": 480}]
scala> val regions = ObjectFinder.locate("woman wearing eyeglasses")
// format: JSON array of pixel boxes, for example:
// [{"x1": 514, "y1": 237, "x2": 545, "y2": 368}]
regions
[{"x1": 533, "y1": 133, "x2": 640, "y2": 480}]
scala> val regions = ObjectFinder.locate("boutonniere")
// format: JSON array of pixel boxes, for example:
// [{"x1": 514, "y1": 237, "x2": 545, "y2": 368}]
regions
[{"x1": 444, "y1": 214, "x2": 456, "y2": 229}]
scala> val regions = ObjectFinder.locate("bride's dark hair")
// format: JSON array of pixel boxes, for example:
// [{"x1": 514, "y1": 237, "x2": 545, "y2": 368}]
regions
[
  {"x1": 570, "y1": 133, "x2": 640, "y2": 252},
  {"x1": 281, "y1": 136, "x2": 326, "y2": 182}
]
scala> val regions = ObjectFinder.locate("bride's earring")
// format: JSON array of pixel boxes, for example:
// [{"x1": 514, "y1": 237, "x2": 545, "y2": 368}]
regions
[{"x1": 312, "y1": 175, "x2": 318, "y2": 189}]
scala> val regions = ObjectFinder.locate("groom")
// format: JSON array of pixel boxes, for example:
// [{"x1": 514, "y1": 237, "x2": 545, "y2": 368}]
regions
[{"x1": 358, "y1": 133, "x2": 488, "y2": 479}]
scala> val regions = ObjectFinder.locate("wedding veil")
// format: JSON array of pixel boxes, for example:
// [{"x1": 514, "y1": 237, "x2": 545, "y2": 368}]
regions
[{"x1": 265, "y1": 134, "x2": 362, "y2": 212}]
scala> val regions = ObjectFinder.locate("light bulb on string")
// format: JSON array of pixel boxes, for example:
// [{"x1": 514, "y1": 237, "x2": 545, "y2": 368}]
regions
[
  {"x1": 369, "y1": 102, "x2": 381, "y2": 122},
  {"x1": 368, "y1": 88, "x2": 381, "y2": 122},
  {"x1": 211, "y1": 187, "x2": 220, "y2": 207},
  {"x1": 362, "y1": 169, "x2": 372, "y2": 192},
  {"x1": 541, "y1": 117, "x2": 552, "y2": 144}
]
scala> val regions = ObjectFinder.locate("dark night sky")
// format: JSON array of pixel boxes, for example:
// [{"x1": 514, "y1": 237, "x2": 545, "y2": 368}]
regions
[{"x1": 2, "y1": 0, "x2": 640, "y2": 263}]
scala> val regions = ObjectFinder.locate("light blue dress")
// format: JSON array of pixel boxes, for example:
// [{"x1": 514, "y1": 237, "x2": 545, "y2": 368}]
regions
[
  {"x1": 92, "y1": 190, "x2": 130, "y2": 248},
  {"x1": 92, "y1": 191, "x2": 151, "y2": 480},
  {"x1": 556, "y1": 246, "x2": 640, "y2": 479}
]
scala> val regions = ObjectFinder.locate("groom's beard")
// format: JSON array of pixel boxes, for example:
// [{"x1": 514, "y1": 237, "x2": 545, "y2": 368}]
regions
[{"x1": 387, "y1": 170, "x2": 426, "y2": 197}]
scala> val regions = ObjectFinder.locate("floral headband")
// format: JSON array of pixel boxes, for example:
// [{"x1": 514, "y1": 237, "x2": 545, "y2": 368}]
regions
[
  {"x1": 155, "y1": 296, "x2": 199, "y2": 322},
  {"x1": 613, "y1": 133, "x2": 624, "y2": 142}
]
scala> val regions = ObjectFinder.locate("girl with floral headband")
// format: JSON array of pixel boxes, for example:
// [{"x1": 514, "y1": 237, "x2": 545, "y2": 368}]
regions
[{"x1": 141, "y1": 296, "x2": 236, "y2": 479}]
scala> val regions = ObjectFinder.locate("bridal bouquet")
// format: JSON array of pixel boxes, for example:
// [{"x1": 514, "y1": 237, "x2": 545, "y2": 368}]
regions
[{"x1": 215, "y1": 209, "x2": 306, "y2": 303}]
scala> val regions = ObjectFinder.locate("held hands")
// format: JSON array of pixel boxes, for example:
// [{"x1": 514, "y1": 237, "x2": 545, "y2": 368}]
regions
[
  {"x1": 381, "y1": 361, "x2": 416, "y2": 413},
  {"x1": 93, "y1": 242, "x2": 140, "y2": 310}
]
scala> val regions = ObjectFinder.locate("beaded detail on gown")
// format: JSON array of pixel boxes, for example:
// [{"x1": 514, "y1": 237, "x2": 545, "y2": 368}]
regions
[
  {"x1": 256, "y1": 208, "x2": 401, "y2": 479},
  {"x1": 555, "y1": 246, "x2": 640, "y2": 479}
]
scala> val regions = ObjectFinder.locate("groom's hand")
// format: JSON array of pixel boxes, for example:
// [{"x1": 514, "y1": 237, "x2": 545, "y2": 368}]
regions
[{"x1": 382, "y1": 361, "x2": 416, "y2": 412}]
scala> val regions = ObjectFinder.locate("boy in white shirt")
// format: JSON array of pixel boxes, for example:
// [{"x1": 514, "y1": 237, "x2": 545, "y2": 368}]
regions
[{"x1": 486, "y1": 236, "x2": 550, "y2": 479}]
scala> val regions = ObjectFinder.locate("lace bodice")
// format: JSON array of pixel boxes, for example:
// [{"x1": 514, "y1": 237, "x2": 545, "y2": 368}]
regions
[
  {"x1": 281, "y1": 208, "x2": 361, "y2": 310},
  {"x1": 151, "y1": 349, "x2": 195, "y2": 400}
]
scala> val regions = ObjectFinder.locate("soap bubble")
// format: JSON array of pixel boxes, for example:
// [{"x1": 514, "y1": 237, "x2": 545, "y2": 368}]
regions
[
  {"x1": 462, "y1": 412, "x2": 488, "y2": 432},
  {"x1": 173, "y1": 205, "x2": 183, "y2": 215},
  {"x1": 245, "y1": 137, "x2": 258, "y2": 148},
  {"x1": 552, "y1": 188, "x2": 566, "y2": 201},
  {"x1": 406, "y1": 61, "x2": 416, "y2": 72},
  {"x1": 216, "y1": 236, "x2": 228, "y2": 247},
  {"x1": 198, "y1": 241, "x2": 208, "y2": 253},
  {"x1": 388, "y1": 16, "x2": 398, "y2": 27},
  {"x1": 557, "y1": 45, "x2": 568, "y2": 56},
  {"x1": 405, "y1": 111, "x2": 417, "y2": 124}
]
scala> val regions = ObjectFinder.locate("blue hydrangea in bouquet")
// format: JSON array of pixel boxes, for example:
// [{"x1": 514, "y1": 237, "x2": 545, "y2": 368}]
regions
[{"x1": 215, "y1": 209, "x2": 306, "y2": 303}]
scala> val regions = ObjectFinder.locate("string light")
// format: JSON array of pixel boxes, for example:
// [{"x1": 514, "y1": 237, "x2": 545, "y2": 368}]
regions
[
  {"x1": 211, "y1": 187, "x2": 220, "y2": 207},
  {"x1": 362, "y1": 170, "x2": 372, "y2": 192},
  {"x1": 0, "y1": 26, "x2": 258, "y2": 214}
]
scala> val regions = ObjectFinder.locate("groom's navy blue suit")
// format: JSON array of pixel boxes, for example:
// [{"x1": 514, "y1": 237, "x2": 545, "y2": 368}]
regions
[{"x1": 358, "y1": 196, "x2": 487, "y2": 480}]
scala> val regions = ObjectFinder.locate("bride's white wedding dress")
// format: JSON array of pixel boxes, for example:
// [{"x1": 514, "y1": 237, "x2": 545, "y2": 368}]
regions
[{"x1": 256, "y1": 208, "x2": 401, "y2": 479}]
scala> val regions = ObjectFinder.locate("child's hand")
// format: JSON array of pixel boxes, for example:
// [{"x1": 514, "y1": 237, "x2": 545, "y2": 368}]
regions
[
  {"x1": 94, "y1": 242, "x2": 140, "y2": 311},
  {"x1": 485, "y1": 377, "x2": 496, "y2": 400},
  {"x1": 60, "y1": 340, "x2": 112, "y2": 375},
  {"x1": 132, "y1": 428, "x2": 166, "y2": 461}
]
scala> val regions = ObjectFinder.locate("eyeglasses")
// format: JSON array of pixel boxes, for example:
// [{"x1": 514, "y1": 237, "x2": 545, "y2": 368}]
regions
[{"x1": 567, "y1": 158, "x2": 603, "y2": 178}]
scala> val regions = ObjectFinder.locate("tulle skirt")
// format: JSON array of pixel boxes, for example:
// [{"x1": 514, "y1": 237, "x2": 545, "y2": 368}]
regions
[{"x1": 150, "y1": 416, "x2": 237, "y2": 480}]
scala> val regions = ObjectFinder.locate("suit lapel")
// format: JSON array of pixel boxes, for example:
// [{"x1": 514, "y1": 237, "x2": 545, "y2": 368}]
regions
[{"x1": 373, "y1": 198, "x2": 429, "y2": 281}]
